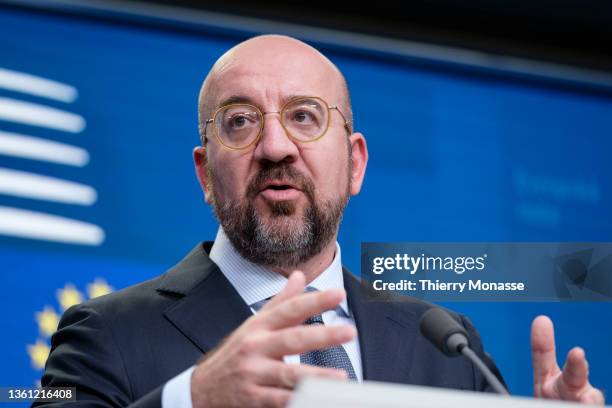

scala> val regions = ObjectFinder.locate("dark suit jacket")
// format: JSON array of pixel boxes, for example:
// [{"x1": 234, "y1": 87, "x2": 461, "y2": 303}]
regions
[{"x1": 36, "y1": 242, "x2": 505, "y2": 408}]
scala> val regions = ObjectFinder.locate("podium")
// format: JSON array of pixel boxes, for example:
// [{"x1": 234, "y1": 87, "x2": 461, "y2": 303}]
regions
[{"x1": 289, "y1": 378, "x2": 600, "y2": 408}]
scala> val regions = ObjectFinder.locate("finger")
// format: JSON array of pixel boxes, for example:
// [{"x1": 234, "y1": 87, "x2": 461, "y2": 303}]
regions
[
  {"x1": 249, "y1": 385, "x2": 292, "y2": 408},
  {"x1": 261, "y1": 288, "x2": 346, "y2": 330},
  {"x1": 579, "y1": 388, "x2": 605, "y2": 406},
  {"x1": 264, "y1": 271, "x2": 306, "y2": 310},
  {"x1": 255, "y1": 360, "x2": 347, "y2": 389},
  {"x1": 531, "y1": 315, "x2": 560, "y2": 385},
  {"x1": 561, "y1": 347, "x2": 589, "y2": 391},
  {"x1": 260, "y1": 324, "x2": 356, "y2": 358}
]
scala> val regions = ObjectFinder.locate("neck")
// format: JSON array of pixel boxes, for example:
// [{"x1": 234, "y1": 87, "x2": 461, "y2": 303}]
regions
[{"x1": 268, "y1": 237, "x2": 338, "y2": 284}]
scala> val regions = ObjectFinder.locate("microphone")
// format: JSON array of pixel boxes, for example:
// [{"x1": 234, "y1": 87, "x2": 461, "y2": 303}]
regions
[{"x1": 419, "y1": 307, "x2": 509, "y2": 395}]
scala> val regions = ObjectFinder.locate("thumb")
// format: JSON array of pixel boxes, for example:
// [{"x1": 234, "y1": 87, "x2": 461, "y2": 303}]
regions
[{"x1": 560, "y1": 347, "x2": 589, "y2": 391}]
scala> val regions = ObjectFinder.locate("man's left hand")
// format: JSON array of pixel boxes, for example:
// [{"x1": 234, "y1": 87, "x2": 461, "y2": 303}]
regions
[{"x1": 531, "y1": 315, "x2": 605, "y2": 405}]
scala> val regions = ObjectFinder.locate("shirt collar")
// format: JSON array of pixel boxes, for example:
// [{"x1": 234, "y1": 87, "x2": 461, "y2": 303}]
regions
[{"x1": 209, "y1": 227, "x2": 349, "y2": 316}]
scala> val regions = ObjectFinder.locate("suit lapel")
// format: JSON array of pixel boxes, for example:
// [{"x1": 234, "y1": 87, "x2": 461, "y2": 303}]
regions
[
  {"x1": 344, "y1": 269, "x2": 419, "y2": 383},
  {"x1": 157, "y1": 242, "x2": 253, "y2": 353},
  {"x1": 155, "y1": 245, "x2": 419, "y2": 380}
]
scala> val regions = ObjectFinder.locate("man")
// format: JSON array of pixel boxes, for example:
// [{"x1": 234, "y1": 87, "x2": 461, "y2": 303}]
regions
[{"x1": 37, "y1": 35, "x2": 604, "y2": 408}]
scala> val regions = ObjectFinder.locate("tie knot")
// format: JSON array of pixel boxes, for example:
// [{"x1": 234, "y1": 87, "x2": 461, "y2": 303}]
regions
[
  {"x1": 303, "y1": 287, "x2": 327, "y2": 325},
  {"x1": 250, "y1": 285, "x2": 348, "y2": 318},
  {"x1": 304, "y1": 314, "x2": 324, "y2": 325}
]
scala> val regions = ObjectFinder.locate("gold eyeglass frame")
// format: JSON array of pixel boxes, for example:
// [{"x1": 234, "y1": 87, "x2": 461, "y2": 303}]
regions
[{"x1": 202, "y1": 96, "x2": 352, "y2": 150}]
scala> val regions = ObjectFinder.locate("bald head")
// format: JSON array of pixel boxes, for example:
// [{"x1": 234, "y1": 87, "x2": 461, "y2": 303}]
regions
[
  {"x1": 197, "y1": 35, "x2": 352, "y2": 141},
  {"x1": 192, "y1": 35, "x2": 369, "y2": 272}
]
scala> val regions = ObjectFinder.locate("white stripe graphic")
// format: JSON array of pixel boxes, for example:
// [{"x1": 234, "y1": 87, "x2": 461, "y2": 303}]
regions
[
  {"x1": 0, "y1": 97, "x2": 85, "y2": 133},
  {"x1": 0, "y1": 68, "x2": 78, "y2": 103},
  {"x1": 0, "y1": 130, "x2": 89, "y2": 166},
  {"x1": 0, "y1": 168, "x2": 97, "y2": 205},
  {"x1": 0, "y1": 205, "x2": 104, "y2": 245}
]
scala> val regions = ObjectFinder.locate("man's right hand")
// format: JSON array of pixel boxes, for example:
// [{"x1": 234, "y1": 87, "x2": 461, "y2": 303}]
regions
[{"x1": 190, "y1": 271, "x2": 356, "y2": 408}]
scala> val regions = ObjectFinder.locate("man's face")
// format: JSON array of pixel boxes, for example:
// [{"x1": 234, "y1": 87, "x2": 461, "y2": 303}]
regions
[{"x1": 194, "y1": 38, "x2": 367, "y2": 269}]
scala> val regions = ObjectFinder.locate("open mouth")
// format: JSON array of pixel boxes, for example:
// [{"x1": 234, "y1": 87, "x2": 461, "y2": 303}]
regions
[
  {"x1": 260, "y1": 181, "x2": 300, "y2": 192},
  {"x1": 259, "y1": 181, "x2": 302, "y2": 200},
  {"x1": 265, "y1": 185, "x2": 293, "y2": 191}
]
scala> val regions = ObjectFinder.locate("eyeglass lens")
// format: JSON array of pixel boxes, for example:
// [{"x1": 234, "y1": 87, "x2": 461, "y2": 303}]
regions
[{"x1": 213, "y1": 97, "x2": 329, "y2": 148}]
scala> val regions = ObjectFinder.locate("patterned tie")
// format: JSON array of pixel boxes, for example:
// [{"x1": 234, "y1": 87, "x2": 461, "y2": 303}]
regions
[
  {"x1": 251, "y1": 286, "x2": 357, "y2": 380},
  {"x1": 299, "y1": 312, "x2": 358, "y2": 381}
]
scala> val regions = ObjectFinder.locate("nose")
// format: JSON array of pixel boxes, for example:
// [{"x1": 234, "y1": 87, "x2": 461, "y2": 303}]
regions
[{"x1": 252, "y1": 112, "x2": 299, "y2": 164}]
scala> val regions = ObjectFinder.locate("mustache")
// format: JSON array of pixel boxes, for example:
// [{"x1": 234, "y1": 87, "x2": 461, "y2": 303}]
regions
[{"x1": 246, "y1": 163, "x2": 315, "y2": 201}]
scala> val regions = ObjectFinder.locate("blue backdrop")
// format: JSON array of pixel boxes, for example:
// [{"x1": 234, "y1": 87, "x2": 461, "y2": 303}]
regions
[{"x1": 0, "y1": 5, "x2": 610, "y2": 401}]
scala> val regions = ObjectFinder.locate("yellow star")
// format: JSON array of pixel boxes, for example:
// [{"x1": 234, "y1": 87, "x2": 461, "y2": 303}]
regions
[
  {"x1": 87, "y1": 278, "x2": 113, "y2": 299},
  {"x1": 57, "y1": 284, "x2": 84, "y2": 311},
  {"x1": 27, "y1": 340, "x2": 50, "y2": 370},
  {"x1": 36, "y1": 306, "x2": 60, "y2": 337}
]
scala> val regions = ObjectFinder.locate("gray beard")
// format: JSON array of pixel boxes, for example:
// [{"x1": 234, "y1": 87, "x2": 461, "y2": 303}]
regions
[
  {"x1": 214, "y1": 192, "x2": 347, "y2": 269},
  {"x1": 209, "y1": 163, "x2": 349, "y2": 269}
]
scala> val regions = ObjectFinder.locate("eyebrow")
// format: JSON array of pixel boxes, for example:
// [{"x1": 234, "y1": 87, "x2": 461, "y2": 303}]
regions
[
  {"x1": 215, "y1": 94, "x2": 314, "y2": 110},
  {"x1": 217, "y1": 95, "x2": 253, "y2": 107}
]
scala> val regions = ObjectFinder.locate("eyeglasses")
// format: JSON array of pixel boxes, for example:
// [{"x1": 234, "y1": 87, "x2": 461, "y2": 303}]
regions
[{"x1": 202, "y1": 96, "x2": 351, "y2": 150}]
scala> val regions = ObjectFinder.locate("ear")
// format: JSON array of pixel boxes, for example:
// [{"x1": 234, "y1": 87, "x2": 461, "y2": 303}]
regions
[
  {"x1": 193, "y1": 145, "x2": 214, "y2": 204},
  {"x1": 348, "y1": 132, "x2": 368, "y2": 196}
]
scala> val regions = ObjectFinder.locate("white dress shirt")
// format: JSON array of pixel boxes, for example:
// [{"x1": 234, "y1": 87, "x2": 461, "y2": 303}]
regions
[{"x1": 161, "y1": 228, "x2": 362, "y2": 408}]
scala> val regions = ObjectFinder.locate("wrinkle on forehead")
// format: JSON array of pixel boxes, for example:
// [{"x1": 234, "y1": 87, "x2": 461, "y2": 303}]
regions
[{"x1": 198, "y1": 35, "x2": 351, "y2": 134}]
